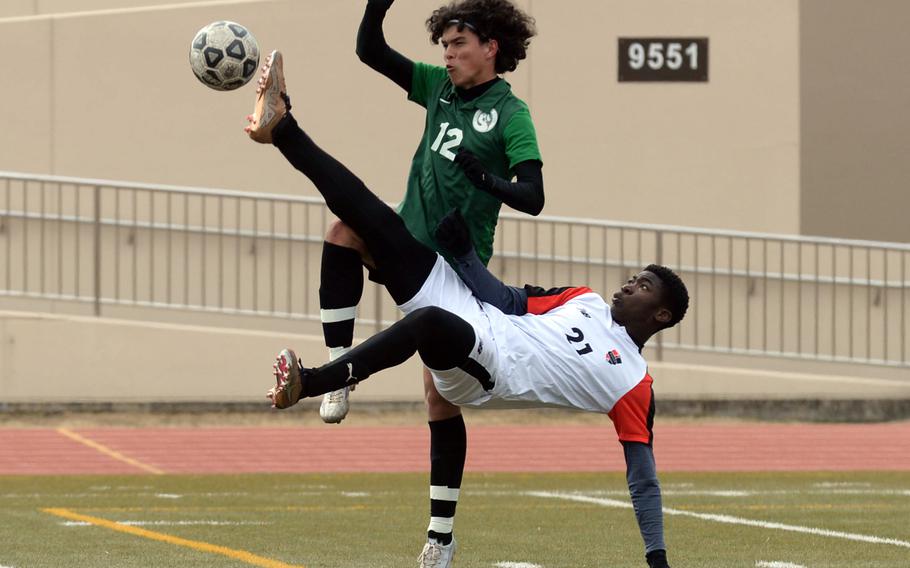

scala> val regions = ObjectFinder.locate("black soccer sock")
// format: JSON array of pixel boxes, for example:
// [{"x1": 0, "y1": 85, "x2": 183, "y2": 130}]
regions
[
  {"x1": 301, "y1": 306, "x2": 476, "y2": 398},
  {"x1": 427, "y1": 414, "x2": 467, "y2": 545},
  {"x1": 271, "y1": 113, "x2": 435, "y2": 305},
  {"x1": 320, "y1": 242, "x2": 364, "y2": 360}
]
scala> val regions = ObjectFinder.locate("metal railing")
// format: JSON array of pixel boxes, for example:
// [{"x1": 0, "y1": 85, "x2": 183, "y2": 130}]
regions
[{"x1": 2, "y1": 171, "x2": 908, "y2": 368}]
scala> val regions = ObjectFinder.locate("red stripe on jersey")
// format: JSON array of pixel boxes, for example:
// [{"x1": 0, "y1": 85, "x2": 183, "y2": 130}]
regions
[
  {"x1": 526, "y1": 287, "x2": 593, "y2": 315},
  {"x1": 608, "y1": 374, "x2": 654, "y2": 444}
]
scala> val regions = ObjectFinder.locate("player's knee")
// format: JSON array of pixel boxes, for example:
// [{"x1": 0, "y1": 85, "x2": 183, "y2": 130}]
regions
[
  {"x1": 408, "y1": 306, "x2": 475, "y2": 371},
  {"x1": 407, "y1": 306, "x2": 451, "y2": 330},
  {"x1": 407, "y1": 306, "x2": 467, "y2": 342},
  {"x1": 325, "y1": 220, "x2": 364, "y2": 251},
  {"x1": 424, "y1": 381, "x2": 459, "y2": 416}
]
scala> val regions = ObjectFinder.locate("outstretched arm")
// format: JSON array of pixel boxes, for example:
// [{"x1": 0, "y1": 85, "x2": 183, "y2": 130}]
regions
[
  {"x1": 356, "y1": 0, "x2": 414, "y2": 92},
  {"x1": 435, "y1": 210, "x2": 592, "y2": 316},
  {"x1": 435, "y1": 209, "x2": 529, "y2": 315},
  {"x1": 623, "y1": 441, "x2": 671, "y2": 568}
]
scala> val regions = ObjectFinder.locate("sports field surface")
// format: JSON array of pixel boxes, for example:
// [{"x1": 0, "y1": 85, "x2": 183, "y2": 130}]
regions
[{"x1": 2, "y1": 421, "x2": 909, "y2": 567}]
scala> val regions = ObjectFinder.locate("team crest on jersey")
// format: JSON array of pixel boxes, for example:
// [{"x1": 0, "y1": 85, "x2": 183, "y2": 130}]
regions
[
  {"x1": 472, "y1": 109, "x2": 498, "y2": 133},
  {"x1": 606, "y1": 349, "x2": 623, "y2": 365}
]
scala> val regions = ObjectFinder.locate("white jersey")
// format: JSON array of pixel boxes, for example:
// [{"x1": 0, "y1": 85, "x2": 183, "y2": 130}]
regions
[
  {"x1": 484, "y1": 291, "x2": 647, "y2": 413},
  {"x1": 399, "y1": 256, "x2": 655, "y2": 444}
]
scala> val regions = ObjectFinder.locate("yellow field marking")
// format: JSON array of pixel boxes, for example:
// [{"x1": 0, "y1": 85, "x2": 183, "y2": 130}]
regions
[
  {"x1": 88, "y1": 504, "x2": 371, "y2": 513},
  {"x1": 42, "y1": 508, "x2": 306, "y2": 568},
  {"x1": 56, "y1": 428, "x2": 164, "y2": 475}
]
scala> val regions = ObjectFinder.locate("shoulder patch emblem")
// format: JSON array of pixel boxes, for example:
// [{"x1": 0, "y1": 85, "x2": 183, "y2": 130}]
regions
[{"x1": 472, "y1": 109, "x2": 498, "y2": 133}]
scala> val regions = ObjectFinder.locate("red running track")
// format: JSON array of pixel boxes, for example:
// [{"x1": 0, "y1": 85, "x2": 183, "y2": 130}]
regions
[{"x1": 2, "y1": 423, "x2": 909, "y2": 475}]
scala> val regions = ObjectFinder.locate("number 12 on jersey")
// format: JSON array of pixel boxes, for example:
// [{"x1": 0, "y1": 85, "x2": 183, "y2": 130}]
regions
[{"x1": 430, "y1": 122, "x2": 463, "y2": 161}]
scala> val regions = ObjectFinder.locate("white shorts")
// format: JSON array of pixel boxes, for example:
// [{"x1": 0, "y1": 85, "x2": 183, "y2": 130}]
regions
[{"x1": 396, "y1": 254, "x2": 498, "y2": 407}]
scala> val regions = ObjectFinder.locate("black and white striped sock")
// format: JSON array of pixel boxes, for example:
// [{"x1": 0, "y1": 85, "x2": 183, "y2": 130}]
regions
[
  {"x1": 427, "y1": 415, "x2": 467, "y2": 545},
  {"x1": 319, "y1": 242, "x2": 363, "y2": 360}
]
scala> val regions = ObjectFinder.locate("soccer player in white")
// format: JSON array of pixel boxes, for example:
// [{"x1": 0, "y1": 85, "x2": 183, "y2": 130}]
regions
[{"x1": 248, "y1": 51, "x2": 687, "y2": 568}]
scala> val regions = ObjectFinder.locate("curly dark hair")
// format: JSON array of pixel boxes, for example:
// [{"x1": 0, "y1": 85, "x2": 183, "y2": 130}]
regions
[
  {"x1": 426, "y1": 0, "x2": 536, "y2": 74},
  {"x1": 644, "y1": 264, "x2": 689, "y2": 329}
]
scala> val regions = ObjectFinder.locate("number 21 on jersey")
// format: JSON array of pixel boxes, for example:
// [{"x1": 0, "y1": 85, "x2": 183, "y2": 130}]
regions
[
  {"x1": 430, "y1": 122, "x2": 463, "y2": 161},
  {"x1": 566, "y1": 327, "x2": 594, "y2": 356}
]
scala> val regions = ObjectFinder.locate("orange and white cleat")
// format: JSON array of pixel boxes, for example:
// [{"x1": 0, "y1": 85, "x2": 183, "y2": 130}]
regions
[{"x1": 245, "y1": 50, "x2": 290, "y2": 144}]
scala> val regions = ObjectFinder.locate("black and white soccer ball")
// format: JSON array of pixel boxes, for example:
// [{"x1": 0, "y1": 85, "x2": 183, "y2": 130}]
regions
[{"x1": 189, "y1": 21, "x2": 260, "y2": 91}]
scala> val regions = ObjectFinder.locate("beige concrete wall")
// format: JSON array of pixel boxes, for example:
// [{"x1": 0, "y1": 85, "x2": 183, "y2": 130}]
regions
[
  {"x1": 531, "y1": 0, "x2": 800, "y2": 233},
  {"x1": 2, "y1": 310, "x2": 908, "y2": 403},
  {"x1": 1, "y1": 0, "x2": 800, "y2": 234},
  {"x1": 799, "y1": 0, "x2": 910, "y2": 242},
  {"x1": 0, "y1": 309, "x2": 426, "y2": 402},
  {"x1": 0, "y1": 0, "x2": 229, "y2": 18},
  {"x1": 0, "y1": 0, "x2": 38, "y2": 18}
]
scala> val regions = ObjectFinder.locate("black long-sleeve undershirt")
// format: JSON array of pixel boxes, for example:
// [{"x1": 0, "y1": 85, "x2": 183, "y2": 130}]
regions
[
  {"x1": 623, "y1": 441, "x2": 667, "y2": 554},
  {"x1": 355, "y1": 1, "x2": 413, "y2": 92},
  {"x1": 481, "y1": 159, "x2": 544, "y2": 216}
]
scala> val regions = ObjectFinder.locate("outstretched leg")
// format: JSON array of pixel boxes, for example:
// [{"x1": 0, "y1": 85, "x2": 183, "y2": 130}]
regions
[
  {"x1": 249, "y1": 53, "x2": 467, "y2": 563},
  {"x1": 247, "y1": 51, "x2": 436, "y2": 305},
  {"x1": 269, "y1": 306, "x2": 476, "y2": 407}
]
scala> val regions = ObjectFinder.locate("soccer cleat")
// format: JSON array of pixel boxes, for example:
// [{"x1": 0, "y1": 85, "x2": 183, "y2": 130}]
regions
[
  {"x1": 319, "y1": 387, "x2": 351, "y2": 424},
  {"x1": 268, "y1": 348, "x2": 304, "y2": 409},
  {"x1": 246, "y1": 50, "x2": 290, "y2": 144},
  {"x1": 416, "y1": 538, "x2": 456, "y2": 568}
]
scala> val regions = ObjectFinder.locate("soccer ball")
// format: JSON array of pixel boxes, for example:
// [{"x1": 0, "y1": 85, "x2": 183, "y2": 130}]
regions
[{"x1": 189, "y1": 21, "x2": 260, "y2": 91}]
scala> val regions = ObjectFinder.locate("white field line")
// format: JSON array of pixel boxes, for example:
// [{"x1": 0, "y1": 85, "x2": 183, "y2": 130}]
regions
[
  {"x1": 756, "y1": 562, "x2": 807, "y2": 568},
  {"x1": 473, "y1": 488, "x2": 910, "y2": 499},
  {"x1": 494, "y1": 563, "x2": 542, "y2": 568},
  {"x1": 539, "y1": 488, "x2": 910, "y2": 498},
  {"x1": 62, "y1": 520, "x2": 270, "y2": 527},
  {"x1": 529, "y1": 491, "x2": 910, "y2": 549}
]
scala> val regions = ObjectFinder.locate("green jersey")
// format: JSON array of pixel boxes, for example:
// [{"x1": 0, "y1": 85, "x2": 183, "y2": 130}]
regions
[{"x1": 398, "y1": 62, "x2": 542, "y2": 265}]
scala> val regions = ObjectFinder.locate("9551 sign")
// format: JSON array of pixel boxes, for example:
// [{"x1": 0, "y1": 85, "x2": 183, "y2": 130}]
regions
[{"x1": 618, "y1": 38, "x2": 708, "y2": 82}]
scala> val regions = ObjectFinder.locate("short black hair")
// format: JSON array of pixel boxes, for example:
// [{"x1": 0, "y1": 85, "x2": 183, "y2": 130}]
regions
[
  {"x1": 426, "y1": 0, "x2": 537, "y2": 74},
  {"x1": 644, "y1": 264, "x2": 689, "y2": 329}
]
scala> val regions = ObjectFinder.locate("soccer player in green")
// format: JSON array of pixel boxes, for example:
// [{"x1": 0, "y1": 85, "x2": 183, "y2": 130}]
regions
[
  {"x1": 321, "y1": 0, "x2": 543, "y2": 418},
  {"x1": 308, "y1": 1, "x2": 542, "y2": 564}
]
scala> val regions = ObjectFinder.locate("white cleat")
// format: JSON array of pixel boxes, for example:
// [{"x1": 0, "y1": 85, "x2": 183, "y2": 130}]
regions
[
  {"x1": 417, "y1": 538, "x2": 456, "y2": 568},
  {"x1": 319, "y1": 387, "x2": 351, "y2": 424}
]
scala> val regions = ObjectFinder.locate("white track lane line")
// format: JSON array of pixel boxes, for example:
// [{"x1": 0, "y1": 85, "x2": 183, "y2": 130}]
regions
[
  {"x1": 529, "y1": 491, "x2": 910, "y2": 549},
  {"x1": 494, "y1": 563, "x2": 542, "y2": 568},
  {"x1": 756, "y1": 562, "x2": 807, "y2": 568}
]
